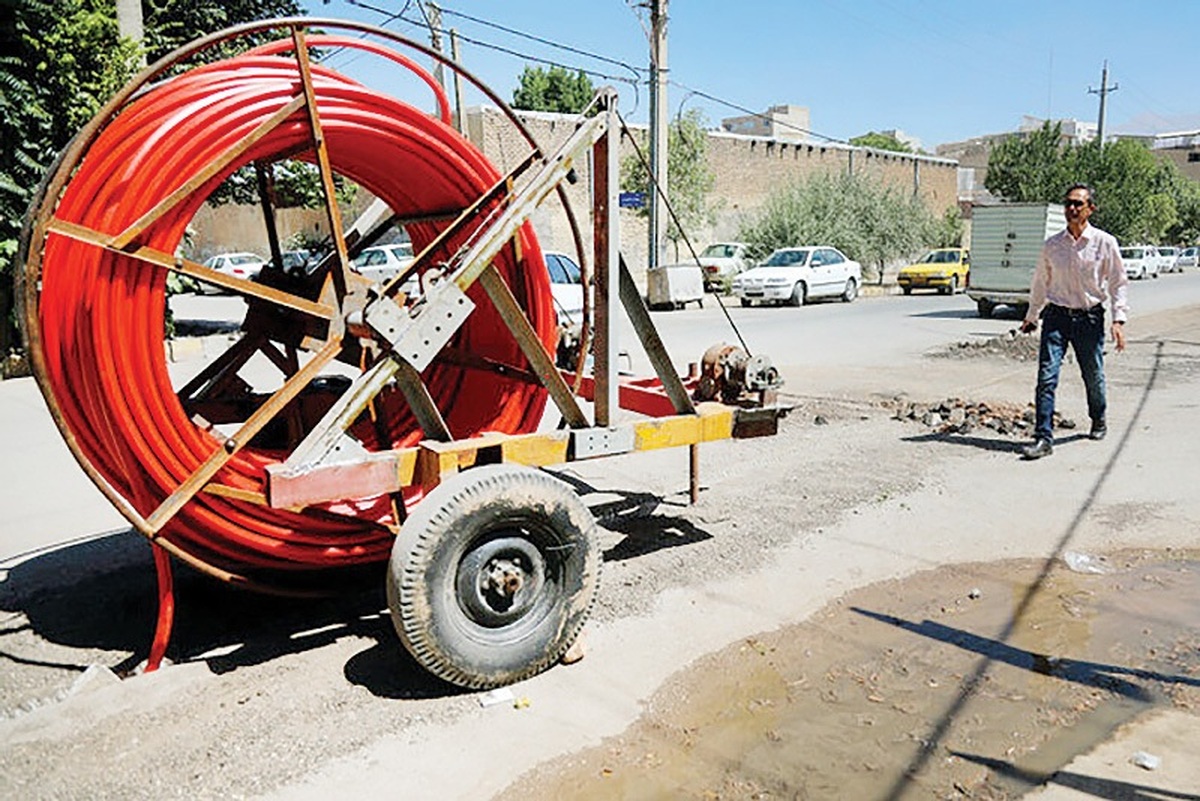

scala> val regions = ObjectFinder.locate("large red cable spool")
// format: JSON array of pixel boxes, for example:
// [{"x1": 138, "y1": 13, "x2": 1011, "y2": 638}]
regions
[{"x1": 23, "y1": 21, "x2": 567, "y2": 588}]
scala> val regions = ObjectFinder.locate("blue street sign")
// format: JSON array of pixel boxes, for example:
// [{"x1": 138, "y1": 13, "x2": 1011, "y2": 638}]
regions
[{"x1": 619, "y1": 191, "x2": 647, "y2": 209}]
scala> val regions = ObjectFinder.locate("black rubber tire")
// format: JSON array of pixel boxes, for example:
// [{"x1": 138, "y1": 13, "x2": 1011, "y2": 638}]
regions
[
  {"x1": 790, "y1": 282, "x2": 807, "y2": 307},
  {"x1": 977, "y1": 298, "x2": 994, "y2": 318},
  {"x1": 841, "y1": 278, "x2": 858, "y2": 303},
  {"x1": 740, "y1": 298, "x2": 752, "y2": 307},
  {"x1": 902, "y1": 286, "x2": 912, "y2": 295},
  {"x1": 387, "y1": 465, "x2": 601, "y2": 689}
]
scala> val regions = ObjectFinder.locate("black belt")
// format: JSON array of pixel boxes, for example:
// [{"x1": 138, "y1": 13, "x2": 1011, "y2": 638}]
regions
[{"x1": 1047, "y1": 303, "x2": 1102, "y2": 317}]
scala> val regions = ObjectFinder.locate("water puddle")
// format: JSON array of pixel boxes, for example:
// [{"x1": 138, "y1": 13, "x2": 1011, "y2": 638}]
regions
[{"x1": 508, "y1": 550, "x2": 1200, "y2": 799}]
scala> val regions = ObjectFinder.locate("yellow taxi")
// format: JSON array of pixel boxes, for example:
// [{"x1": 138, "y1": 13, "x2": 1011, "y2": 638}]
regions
[{"x1": 897, "y1": 248, "x2": 969, "y2": 295}]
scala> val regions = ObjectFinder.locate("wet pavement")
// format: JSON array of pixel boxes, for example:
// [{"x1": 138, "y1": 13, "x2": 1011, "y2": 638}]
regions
[{"x1": 507, "y1": 550, "x2": 1200, "y2": 799}]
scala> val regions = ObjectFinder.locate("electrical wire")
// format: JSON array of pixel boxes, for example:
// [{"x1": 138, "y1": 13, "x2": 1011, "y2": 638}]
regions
[
  {"x1": 616, "y1": 111, "x2": 751, "y2": 356},
  {"x1": 346, "y1": 0, "x2": 643, "y2": 105}
]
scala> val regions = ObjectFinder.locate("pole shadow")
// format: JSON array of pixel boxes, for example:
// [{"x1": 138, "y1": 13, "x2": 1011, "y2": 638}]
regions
[{"x1": 952, "y1": 750, "x2": 1200, "y2": 800}]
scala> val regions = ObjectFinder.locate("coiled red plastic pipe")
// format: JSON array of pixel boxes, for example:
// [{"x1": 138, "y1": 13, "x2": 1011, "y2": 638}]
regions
[{"x1": 38, "y1": 42, "x2": 556, "y2": 583}]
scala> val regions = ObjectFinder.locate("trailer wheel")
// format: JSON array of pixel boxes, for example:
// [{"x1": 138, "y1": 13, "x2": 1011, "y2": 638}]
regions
[
  {"x1": 387, "y1": 465, "x2": 600, "y2": 689},
  {"x1": 976, "y1": 298, "x2": 995, "y2": 318}
]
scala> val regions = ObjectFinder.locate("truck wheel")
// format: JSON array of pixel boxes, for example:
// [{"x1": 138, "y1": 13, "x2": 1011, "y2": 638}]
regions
[
  {"x1": 387, "y1": 465, "x2": 600, "y2": 689},
  {"x1": 977, "y1": 299, "x2": 994, "y2": 318},
  {"x1": 841, "y1": 278, "x2": 857, "y2": 302},
  {"x1": 790, "y1": 282, "x2": 807, "y2": 306}
]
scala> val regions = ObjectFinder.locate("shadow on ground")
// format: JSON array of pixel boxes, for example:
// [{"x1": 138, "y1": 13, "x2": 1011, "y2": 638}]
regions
[{"x1": 1, "y1": 482, "x2": 710, "y2": 700}]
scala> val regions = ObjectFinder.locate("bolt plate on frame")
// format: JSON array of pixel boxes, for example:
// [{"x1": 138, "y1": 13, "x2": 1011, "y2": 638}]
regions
[
  {"x1": 571, "y1": 426, "x2": 636, "y2": 459},
  {"x1": 365, "y1": 282, "x2": 475, "y2": 373}
]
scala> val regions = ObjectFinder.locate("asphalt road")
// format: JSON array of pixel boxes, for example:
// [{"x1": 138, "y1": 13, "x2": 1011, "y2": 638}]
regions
[{"x1": 15, "y1": 269, "x2": 1200, "y2": 567}]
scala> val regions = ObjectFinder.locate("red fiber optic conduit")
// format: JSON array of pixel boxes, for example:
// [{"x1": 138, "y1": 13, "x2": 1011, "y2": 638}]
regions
[{"x1": 38, "y1": 46, "x2": 556, "y2": 588}]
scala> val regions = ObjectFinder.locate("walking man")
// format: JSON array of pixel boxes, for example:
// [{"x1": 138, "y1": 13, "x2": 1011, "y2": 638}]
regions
[{"x1": 1019, "y1": 184, "x2": 1128, "y2": 460}]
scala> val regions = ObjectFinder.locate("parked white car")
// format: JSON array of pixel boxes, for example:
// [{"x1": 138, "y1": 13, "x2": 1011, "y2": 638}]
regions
[
  {"x1": 1156, "y1": 245, "x2": 1181, "y2": 273},
  {"x1": 352, "y1": 243, "x2": 414, "y2": 284},
  {"x1": 543, "y1": 251, "x2": 587, "y2": 327},
  {"x1": 1121, "y1": 246, "x2": 1160, "y2": 280},
  {"x1": 696, "y1": 241, "x2": 750, "y2": 290},
  {"x1": 200, "y1": 251, "x2": 267, "y2": 293},
  {"x1": 1178, "y1": 246, "x2": 1199, "y2": 270},
  {"x1": 731, "y1": 246, "x2": 861, "y2": 306}
]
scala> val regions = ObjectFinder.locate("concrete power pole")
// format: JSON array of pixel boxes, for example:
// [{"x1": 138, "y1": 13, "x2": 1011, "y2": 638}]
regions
[
  {"x1": 115, "y1": 0, "x2": 145, "y2": 67},
  {"x1": 423, "y1": 2, "x2": 447, "y2": 99},
  {"x1": 648, "y1": 0, "x2": 668, "y2": 271},
  {"x1": 1089, "y1": 60, "x2": 1118, "y2": 146}
]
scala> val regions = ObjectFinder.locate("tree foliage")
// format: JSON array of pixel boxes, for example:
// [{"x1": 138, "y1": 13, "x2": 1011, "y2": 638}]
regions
[
  {"x1": 0, "y1": 0, "x2": 302, "y2": 359},
  {"x1": 849, "y1": 131, "x2": 912, "y2": 153},
  {"x1": 511, "y1": 65, "x2": 595, "y2": 114},
  {"x1": 736, "y1": 172, "x2": 949, "y2": 280},
  {"x1": 620, "y1": 109, "x2": 717, "y2": 258},
  {"x1": 985, "y1": 122, "x2": 1200, "y2": 244}
]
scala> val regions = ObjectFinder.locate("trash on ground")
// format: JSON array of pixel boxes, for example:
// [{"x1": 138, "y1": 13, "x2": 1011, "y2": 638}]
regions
[
  {"x1": 478, "y1": 687, "x2": 516, "y2": 708},
  {"x1": 1063, "y1": 551, "x2": 1109, "y2": 574}
]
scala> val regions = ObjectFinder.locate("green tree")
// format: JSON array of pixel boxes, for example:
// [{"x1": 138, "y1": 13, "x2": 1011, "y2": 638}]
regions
[
  {"x1": 0, "y1": 0, "x2": 302, "y2": 365},
  {"x1": 736, "y1": 172, "x2": 943, "y2": 282},
  {"x1": 511, "y1": 65, "x2": 595, "y2": 114},
  {"x1": 620, "y1": 108, "x2": 717, "y2": 259},
  {"x1": 849, "y1": 131, "x2": 912, "y2": 153},
  {"x1": 986, "y1": 127, "x2": 1200, "y2": 245},
  {"x1": 984, "y1": 121, "x2": 1070, "y2": 203}
]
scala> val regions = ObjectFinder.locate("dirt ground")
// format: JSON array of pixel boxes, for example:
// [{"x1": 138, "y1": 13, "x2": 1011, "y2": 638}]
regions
[{"x1": 2, "y1": 302, "x2": 1200, "y2": 799}]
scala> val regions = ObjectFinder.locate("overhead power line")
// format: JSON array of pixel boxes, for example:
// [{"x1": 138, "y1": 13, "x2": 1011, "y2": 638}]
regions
[
  {"x1": 667, "y1": 81, "x2": 848, "y2": 145},
  {"x1": 347, "y1": 0, "x2": 642, "y2": 87},
  {"x1": 437, "y1": 6, "x2": 647, "y2": 79},
  {"x1": 342, "y1": 2, "x2": 844, "y2": 145}
]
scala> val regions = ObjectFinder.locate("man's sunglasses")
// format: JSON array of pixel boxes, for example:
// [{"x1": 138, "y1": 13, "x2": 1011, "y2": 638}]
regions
[{"x1": 1063, "y1": 199, "x2": 1089, "y2": 208}]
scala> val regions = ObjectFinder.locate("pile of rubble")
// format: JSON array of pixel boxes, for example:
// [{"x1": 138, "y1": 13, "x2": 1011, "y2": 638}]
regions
[
  {"x1": 932, "y1": 328, "x2": 1048, "y2": 362},
  {"x1": 889, "y1": 395, "x2": 1077, "y2": 437}
]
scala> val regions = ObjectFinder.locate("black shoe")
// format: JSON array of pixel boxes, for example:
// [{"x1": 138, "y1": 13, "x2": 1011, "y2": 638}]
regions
[
  {"x1": 1089, "y1": 419, "x2": 1107, "y2": 440},
  {"x1": 1022, "y1": 439, "x2": 1053, "y2": 460}
]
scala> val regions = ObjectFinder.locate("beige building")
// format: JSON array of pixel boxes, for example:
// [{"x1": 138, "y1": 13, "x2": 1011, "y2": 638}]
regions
[
  {"x1": 720, "y1": 105, "x2": 812, "y2": 143},
  {"x1": 1150, "y1": 130, "x2": 1200, "y2": 183}
]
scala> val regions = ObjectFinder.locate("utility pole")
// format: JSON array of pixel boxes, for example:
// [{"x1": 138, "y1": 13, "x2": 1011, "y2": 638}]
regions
[
  {"x1": 1089, "y1": 60, "x2": 1118, "y2": 147},
  {"x1": 422, "y1": 2, "x2": 447, "y2": 101},
  {"x1": 115, "y1": 0, "x2": 145, "y2": 67},
  {"x1": 648, "y1": 0, "x2": 668, "y2": 271},
  {"x1": 450, "y1": 29, "x2": 465, "y2": 134}
]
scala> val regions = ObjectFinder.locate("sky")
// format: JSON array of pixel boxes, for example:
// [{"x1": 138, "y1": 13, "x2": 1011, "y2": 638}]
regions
[{"x1": 299, "y1": 0, "x2": 1200, "y2": 150}]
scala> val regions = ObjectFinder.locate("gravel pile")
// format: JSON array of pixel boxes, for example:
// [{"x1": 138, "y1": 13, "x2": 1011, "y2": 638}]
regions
[
  {"x1": 932, "y1": 328, "x2": 1047, "y2": 362},
  {"x1": 889, "y1": 395, "x2": 1076, "y2": 437}
]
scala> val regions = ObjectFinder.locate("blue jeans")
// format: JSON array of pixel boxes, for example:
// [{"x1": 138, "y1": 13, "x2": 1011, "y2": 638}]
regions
[{"x1": 1034, "y1": 304, "x2": 1107, "y2": 441}]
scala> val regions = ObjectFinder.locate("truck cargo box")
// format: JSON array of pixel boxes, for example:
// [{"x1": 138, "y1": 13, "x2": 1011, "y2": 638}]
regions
[{"x1": 967, "y1": 203, "x2": 1065, "y2": 318}]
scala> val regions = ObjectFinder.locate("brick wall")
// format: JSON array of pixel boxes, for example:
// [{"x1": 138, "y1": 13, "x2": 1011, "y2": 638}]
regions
[{"x1": 466, "y1": 106, "x2": 958, "y2": 285}]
